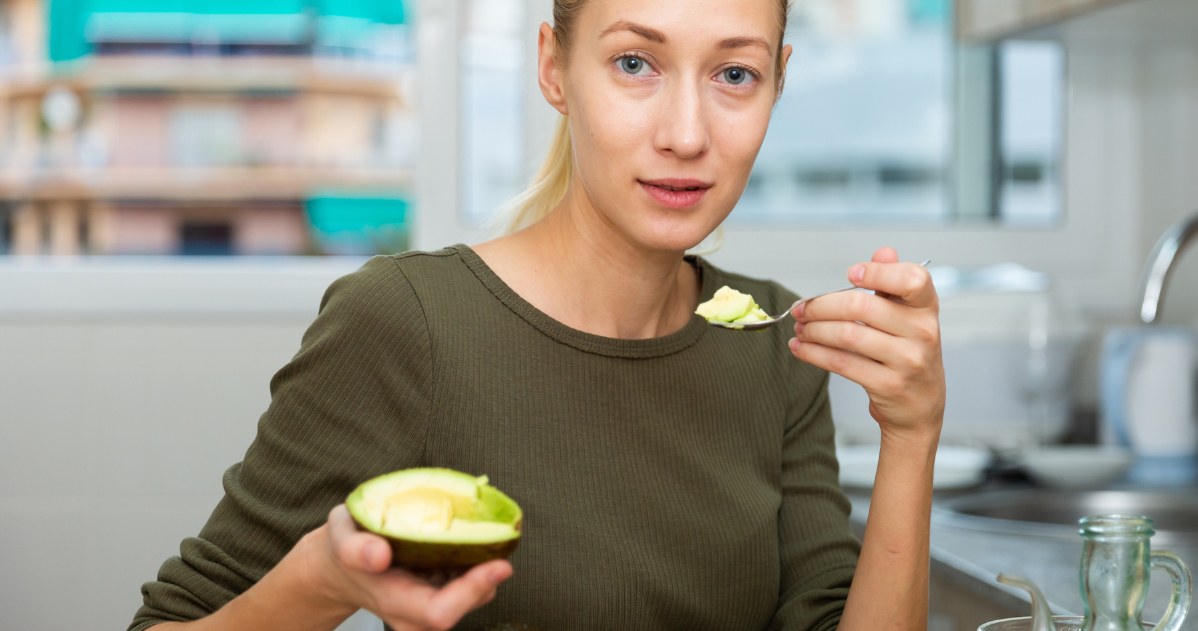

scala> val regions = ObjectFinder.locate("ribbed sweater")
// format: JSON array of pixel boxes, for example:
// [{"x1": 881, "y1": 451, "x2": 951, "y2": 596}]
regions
[{"x1": 130, "y1": 245, "x2": 860, "y2": 631}]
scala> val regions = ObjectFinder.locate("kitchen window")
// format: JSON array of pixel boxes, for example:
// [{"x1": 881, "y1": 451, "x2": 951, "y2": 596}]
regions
[{"x1": 452, "y1": 0, "x2": 1064, "y2": 228}]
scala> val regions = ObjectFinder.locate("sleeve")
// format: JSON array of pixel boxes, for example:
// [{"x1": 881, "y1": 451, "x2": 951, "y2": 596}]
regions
[
  {"x1": 129, "y1": 255, "x2": 436, "y2": 631},
  {"x1": 767, "y1": 286, "x2": 862, "y2": 631}
]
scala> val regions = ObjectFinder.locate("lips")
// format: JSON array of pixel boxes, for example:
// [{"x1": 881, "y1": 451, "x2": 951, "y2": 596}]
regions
[{"x1": 639, "y1": 178, "x2": 713, "y2": 209}]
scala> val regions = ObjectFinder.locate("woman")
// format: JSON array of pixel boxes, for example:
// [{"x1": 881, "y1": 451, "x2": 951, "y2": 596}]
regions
[{"x1": 131, "y1": 0, "x2": 944, "y2": 629}]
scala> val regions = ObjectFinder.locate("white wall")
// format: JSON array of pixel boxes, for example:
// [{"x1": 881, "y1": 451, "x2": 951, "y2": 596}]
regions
[{"x1": 0, "y1": 259, "x2": 381, "y2": 631}]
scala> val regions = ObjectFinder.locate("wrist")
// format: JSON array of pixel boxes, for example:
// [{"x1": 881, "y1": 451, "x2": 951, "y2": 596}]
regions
[{"x1": 879, "y1": 424, "x2": 941, "y2": 454}]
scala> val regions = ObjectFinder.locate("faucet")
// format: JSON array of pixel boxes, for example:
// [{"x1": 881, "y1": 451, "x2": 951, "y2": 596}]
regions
[{"x1": 1138, "y1": 212, "x2": 1198, "y2": 325}]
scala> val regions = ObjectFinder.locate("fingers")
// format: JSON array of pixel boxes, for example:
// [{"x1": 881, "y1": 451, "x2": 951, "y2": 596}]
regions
[
  {"x1": 326, "y1": 504, "x2": 512, "y2": 630},
  {"x1": 870, "y1": 246, "x2": 899, "y2": 264},
  {"x1": 788, "y1": 332, "x2": 892, "y2": 390},
  {"x1": 379, "y1": 561, "x2": 512, "y2": 630},
  {"x1": 788, "y1": 247, "x2": 945, "y2": 435},
  {"x1": 792, "y1": 316, "x2": 937, "y2": 377},
  {"x1": 425, "y1": 561, "x2": 513, "y2": 628},
  {"x1": 847, "y1": 253, "x2": 936, "y2": 308},
  {"x1": 328, "y1": 504, "x2": 392, "y2": 573}
]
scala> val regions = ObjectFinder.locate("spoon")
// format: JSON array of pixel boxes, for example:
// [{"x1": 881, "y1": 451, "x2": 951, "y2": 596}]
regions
[{"x1": 707, "y1": 259, "x2": 931, "y2": 331}]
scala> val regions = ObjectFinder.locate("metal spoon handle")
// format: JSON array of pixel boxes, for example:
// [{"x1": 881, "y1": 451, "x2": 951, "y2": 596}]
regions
[{"x1": 785, "y1": 259, "x2": 931, "y2": 316}]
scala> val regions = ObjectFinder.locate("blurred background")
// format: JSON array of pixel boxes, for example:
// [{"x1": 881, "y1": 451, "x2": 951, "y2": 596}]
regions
[{"x1": 2, "y1": 0, "x2": 1197, "y2": 630}]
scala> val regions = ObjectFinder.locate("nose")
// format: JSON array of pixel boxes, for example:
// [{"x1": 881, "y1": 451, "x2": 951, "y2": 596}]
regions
[{"x1": 653, "y1": 78, "x2": 710, "y2": 160}]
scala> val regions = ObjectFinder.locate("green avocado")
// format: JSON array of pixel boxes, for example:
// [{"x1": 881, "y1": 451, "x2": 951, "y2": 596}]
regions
[
  {"x1": 346, "y1": 467, "x2": 522, "y2": 575},
  {"x1": 695, "y1": 286, "x2": 769, "y2": 324}
]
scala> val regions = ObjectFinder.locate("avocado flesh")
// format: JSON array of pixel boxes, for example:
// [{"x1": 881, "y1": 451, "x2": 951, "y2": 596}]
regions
[
  {"x1": 347, "y1": 468, "x2": 522, "y2": 573},
  {"x1": 696, "y1": 286, "x2": 769, "y2": 324}
]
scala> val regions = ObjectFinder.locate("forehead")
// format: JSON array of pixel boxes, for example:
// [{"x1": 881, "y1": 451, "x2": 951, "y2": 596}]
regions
[{"x1": 576, "y1": 0, "x2": 782, "y2": 44}]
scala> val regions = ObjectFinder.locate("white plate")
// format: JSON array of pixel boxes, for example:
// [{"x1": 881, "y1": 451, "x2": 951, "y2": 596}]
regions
[
  {"x1": 1019, "y1": 446, "x2": 1134, "y2": 489},
  {"x1": 837, "y1": 444, "x2": 991, "y2": 491}
]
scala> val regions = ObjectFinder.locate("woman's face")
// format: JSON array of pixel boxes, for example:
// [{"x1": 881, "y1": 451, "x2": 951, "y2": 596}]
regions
[{"x1": 547, "y1": 0, "x2": 788, "y2": 253}]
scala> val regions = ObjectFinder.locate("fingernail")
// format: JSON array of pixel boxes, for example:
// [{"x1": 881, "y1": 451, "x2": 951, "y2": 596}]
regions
[
  {"x1": 849, "y1": 265, "x2": 865, "y2": 284},
  {"x1": 791, "y1": 302, "x2": 805, "y2": 319},
  {"x1": 489, "y1": 566, "x2": 507, "y2": 582},
  {"x1": 793, "y1": 321, "x2": 803, "y2": 335},
  {"x1": 788, "y1": 337, "x2": 800, "y2": 352}
]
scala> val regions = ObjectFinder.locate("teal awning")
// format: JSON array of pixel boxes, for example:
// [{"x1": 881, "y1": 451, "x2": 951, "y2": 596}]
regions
[
  {"x1": 86, "y1": 1, "x2": 306, "y2": 14},
  {"x1": 318, "y1": 0, "x2": 405, "y2": 24},
  {"x1": 305, "y1": 192, "x2": 410, "y2": 255},
  {"x1": 47, "y1": 0, "x2": 405, "y2": 60},
  {"x1": 85, "y1": 12, "x2": 311, "y2": 44}
]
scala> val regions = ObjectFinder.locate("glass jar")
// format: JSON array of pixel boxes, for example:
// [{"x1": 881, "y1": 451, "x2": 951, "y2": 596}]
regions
[{"x1": 1078, "y1": 515, "x2": 1189, "y2": 631}]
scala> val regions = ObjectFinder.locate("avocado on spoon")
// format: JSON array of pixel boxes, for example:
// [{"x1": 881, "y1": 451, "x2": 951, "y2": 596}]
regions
[{"x1": 697, "y1": 260, "x2": 930, "y2": 331}]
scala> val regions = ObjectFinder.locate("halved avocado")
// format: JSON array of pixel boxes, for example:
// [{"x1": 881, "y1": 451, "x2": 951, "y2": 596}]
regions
[{"x1": 346, "y1": 467, "x2": 522, "y2": 574}]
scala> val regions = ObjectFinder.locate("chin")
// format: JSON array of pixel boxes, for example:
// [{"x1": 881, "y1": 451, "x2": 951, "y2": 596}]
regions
[{"x1": 633, "y1": 219, "x2": 720, "y2": 254}]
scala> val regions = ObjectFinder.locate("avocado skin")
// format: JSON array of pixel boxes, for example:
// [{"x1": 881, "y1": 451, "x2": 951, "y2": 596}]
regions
[{"x1": 381, "y1": 520, "x2": 522, "y2": 572}]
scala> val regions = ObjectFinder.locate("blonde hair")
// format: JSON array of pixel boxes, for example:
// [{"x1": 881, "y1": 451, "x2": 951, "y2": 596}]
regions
[
  {"x1": 502, "y1": 115, "x2": 574, "y2": 234},
  {"x1": 500, "y1": 0, "x2": 791, "y2": 235}
]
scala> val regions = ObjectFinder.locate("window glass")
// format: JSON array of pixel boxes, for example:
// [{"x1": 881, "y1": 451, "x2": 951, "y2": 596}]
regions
[
  {"x1": 179, "y1": 221, "x2": 235, "y2": 255},
  {"x1": 730, "y1": 0, "x2": 1062, "y2": 225},
  {"x1": 461, "y1": 0, "x2": 526, "y2": 225},
  {"x1": 737, "y1": 0, "x2": 954, "y2": 222},
  {"x1": 169, "y1": 103, "x2": 244, "y2": 168},
  {"x1": 998, "y1": 41, "x2": 1064, "y2": 226}
]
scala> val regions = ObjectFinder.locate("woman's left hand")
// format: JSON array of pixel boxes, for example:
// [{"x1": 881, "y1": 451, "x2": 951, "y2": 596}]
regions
[{"x1": 788, "y1": 246, "x2": 945, "y2": 443}]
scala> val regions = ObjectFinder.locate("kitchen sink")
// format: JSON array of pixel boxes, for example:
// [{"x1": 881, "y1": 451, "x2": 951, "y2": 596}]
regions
[{"x1": 935, "y1": 488, "x2": 1198, "y2": 545}]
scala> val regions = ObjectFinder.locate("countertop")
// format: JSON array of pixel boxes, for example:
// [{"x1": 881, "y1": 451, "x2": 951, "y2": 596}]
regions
[{"x1": 845, "y1": 484, "x2": 1198, "y2": 630}]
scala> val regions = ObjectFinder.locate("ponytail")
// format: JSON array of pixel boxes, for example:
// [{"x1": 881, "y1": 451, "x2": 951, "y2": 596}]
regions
[{"x1": 499, "y1": 115, "x2": 573, "y2": 235}]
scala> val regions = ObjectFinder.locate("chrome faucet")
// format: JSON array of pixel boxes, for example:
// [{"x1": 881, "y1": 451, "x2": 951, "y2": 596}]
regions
[{"x1": 1138, "y1": 212, "x2": 1198, "y2": 325}]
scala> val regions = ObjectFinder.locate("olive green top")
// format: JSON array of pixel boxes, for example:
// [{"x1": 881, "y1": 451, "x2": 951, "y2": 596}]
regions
[{"x1": 130, "y1": 245, "x2": 860, "y2": 631}]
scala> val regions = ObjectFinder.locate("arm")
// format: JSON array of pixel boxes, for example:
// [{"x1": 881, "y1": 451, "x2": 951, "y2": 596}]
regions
[
  {"x1": 768, "y1": 369, "x2": 863, "y2": 631},
  {"x1": 787, "y1": 247, "x2": 945, "y2": 630},
  {"x1": 129, "y1": 256, "x2": 509, "y2": 631},
  {"x1": 146, "y1": 507, "x2": 511, "y2": 631}
]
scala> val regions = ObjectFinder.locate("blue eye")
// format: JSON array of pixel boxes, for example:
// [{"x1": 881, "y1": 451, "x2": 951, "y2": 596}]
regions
[
  {"x1": 721, "y1": 67, "x2": 754, "y2": 85},
  {"x1": 617, "y1": 55, "x2": 650, "y2": 76}
]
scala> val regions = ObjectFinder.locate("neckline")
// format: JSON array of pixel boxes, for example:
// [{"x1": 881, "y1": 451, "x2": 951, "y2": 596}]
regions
[{"x1": 451, "y1": 243, "x2": 713, "y2": 359}]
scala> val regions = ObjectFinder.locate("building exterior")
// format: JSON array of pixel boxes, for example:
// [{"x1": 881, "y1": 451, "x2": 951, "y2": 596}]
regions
[{"x1": 0, "y1": 0, "x2": 415, "y2": 255}]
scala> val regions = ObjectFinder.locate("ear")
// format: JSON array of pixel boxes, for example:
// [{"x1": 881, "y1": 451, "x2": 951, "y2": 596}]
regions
[
  {"x1": 775, "y1": 43, "x2": 793, "y2": 102},
  {"x1": 537, "y1": 22, "x2": 569, "y2": 116}
]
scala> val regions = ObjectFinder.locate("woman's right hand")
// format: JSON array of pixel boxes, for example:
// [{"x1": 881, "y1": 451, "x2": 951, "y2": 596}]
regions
[{"x1": 302, "y1": 504, "x2": 513, "y2": 631}]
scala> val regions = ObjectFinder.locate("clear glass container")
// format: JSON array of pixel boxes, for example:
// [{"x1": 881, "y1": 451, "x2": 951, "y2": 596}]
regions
[
  {"x1": 978, "y1": 616, "x2": 1154, "y2": 631},
  {"x1": 1078, "y1": 515, "x2": 1189, "y2": 631},
  {"x1": 978, "y1": 514, "x2": 1190, "y2": 631}
]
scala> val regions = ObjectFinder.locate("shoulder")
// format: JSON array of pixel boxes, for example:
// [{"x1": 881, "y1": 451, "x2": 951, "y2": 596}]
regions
[
  {"x1": 305, "y1": 248, "x2": 464, "y2": 351},
  {"x1": 319, "y1": 245, "x2": 471, "y2": 312}
]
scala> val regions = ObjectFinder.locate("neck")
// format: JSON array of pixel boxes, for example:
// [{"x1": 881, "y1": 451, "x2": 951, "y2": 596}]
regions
[{"x1": 476, "y1": 191, "x2": 700, "y2": 339}]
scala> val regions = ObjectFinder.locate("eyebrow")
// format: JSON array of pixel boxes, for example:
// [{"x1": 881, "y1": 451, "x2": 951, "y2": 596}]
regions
[
  {"x1": 719, "y1": 36, "x2": 772, "y2": 54},
  {"x1": 600, "y1": 20, "x2": 666, "y2": 44},
  {"x1": 599, "y1": 20, "x2": 773, "y2": 55}
]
